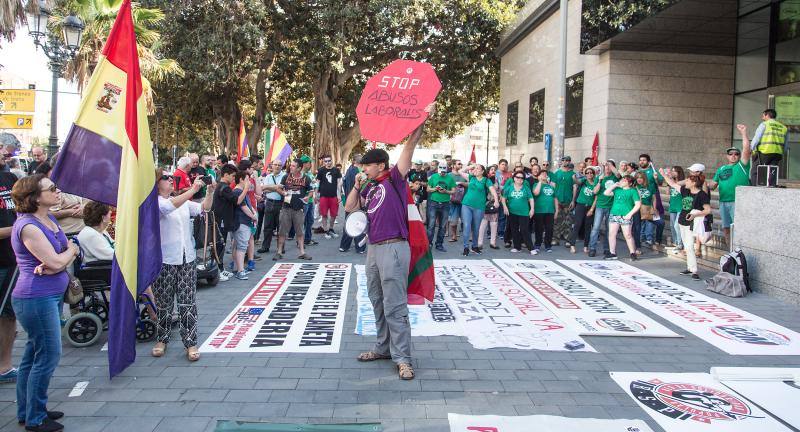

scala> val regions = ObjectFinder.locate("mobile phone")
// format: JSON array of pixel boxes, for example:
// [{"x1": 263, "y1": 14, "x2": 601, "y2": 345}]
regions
[{"x1": 201, "y1": 175, "x2": 212, "y2": 185}]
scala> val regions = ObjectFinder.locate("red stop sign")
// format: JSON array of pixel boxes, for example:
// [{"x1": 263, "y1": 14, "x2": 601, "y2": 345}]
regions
[{"x1": 356, "y1": 60, "x2": 442, "y2": 144}]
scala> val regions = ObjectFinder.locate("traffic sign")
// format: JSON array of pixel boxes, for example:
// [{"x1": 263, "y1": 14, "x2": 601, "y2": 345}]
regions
[
  {"x1": 356, "y1": 60, "x2": 441, "y2": 144},
  {"x1": 0, "y1": 89, "x2": 35, "y2": 112},
  {"x1": 0, "y1": 114, "x2": 33, "y2": 129}
]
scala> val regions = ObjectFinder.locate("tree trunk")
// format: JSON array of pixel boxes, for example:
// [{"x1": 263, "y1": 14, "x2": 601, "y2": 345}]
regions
[{"x1": 313, "y1": 72, "x2": 339, "y2": 165}]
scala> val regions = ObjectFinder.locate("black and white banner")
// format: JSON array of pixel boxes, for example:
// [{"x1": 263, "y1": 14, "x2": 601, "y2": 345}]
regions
[
  {"x1": 200, "y1": 263, "x2": 350, "y2": 353},
  {"x1": 713, "y1": 367, "x2": 800, "y2": 429},
  {"x1": 493, "y1": 259, "x2": 679, "y2": 337},
  {"x1": 355, "y1": 260, "x2": 594, "y2": 352},
  {"x1": 448, "y1": 413, "x2": 654, "y2": 431},
  {"x1": 561, "y1": 260, "x2": 800, "y2": 355},
  {"x1": 611, "y1": 372, "x2": 793, "y2": 432}
]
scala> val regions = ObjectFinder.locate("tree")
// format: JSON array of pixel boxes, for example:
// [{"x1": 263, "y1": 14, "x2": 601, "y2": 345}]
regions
[{"x1": 283, "y1": 0, "x2": 522, "y2": 164}]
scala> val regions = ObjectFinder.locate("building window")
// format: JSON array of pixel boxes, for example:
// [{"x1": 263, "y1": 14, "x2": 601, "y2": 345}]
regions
[
  {"x1": 565, "y1": 72, "x2": 584, "y2": 139},
  {"x1": 774, "y1": 0, "x2": 800, "y2": 86},
  {"x1": 528, "y1": 89, "x2": 545, "y2": 143},
  {"x1": 506, "y1": 101, "x2": 518, "y2": 147}
]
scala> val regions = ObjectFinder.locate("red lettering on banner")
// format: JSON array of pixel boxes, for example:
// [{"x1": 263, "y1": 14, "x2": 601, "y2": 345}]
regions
[
  {"x1": 467, "y1": 427, "x2": 498, "y2": 432},
  {"x1": 517, "y1": 272, "x2": 580, "y2": 310}
]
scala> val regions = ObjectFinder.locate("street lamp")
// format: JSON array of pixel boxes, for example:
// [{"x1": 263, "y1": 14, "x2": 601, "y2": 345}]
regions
[
  {"x1": 26, "y1": 0, "x2": 84, "y2": 160},
  {"x1": 485, "y1": 110, "x2": 497, "y2": 165}
]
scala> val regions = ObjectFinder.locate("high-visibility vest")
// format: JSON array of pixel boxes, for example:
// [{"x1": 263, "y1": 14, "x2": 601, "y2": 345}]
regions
[{"x1": 757, "y1": 119, "x2": 788, "y2": 155}]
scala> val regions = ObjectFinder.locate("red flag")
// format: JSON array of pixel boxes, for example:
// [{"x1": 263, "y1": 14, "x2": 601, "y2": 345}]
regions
[
  {"x1": 406, "y1": 188, "x2": 434, "y2": 304},
  {"x1": 591, "y1": 132, "x2": 599, "y2": 166},
  {"x1": 469, "y1": 144, "x2": 476, "y2": 164}
]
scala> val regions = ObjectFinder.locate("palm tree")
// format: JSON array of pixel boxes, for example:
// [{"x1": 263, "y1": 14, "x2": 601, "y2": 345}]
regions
[
  {"x1": 54, "y1": 0, "x2": 182, "y2": 110},
  {"x1": 0, "y1": 0, "x2": 45, "y2": 43}
]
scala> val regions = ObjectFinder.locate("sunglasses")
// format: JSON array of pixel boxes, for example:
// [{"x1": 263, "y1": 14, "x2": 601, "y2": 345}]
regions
[
  {"x1": 42, "y1": 184, "x2": 58, "y2": 193},
  {"x1": 727, "y1": 152, "x2": 741, "y2": 156},
  {"x1": 514, "y1": 176, "x2": 525, "y2": 180},
  {"x1": 160, "y1": 175, "x2": 174, "y2": 182}
]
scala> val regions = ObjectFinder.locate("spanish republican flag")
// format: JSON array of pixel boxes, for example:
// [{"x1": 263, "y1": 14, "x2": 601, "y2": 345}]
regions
[
  {"x1": 236, "y1": 118, "x2": 249, "y2": 163},
  {"x1": 51, "y1": 0, "x2": 161, "y2": 377}
]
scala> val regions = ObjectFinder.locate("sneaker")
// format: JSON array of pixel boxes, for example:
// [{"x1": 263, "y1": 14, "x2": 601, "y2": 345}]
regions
[
  {"x1": 220, "y1": 270, "x2": 234, "y2": 279},
  {"x1": 570, "y1": 246, "x2": 576, "y2": 254},
  {"x1": 435, "y1": 245, "x2": 446, "y2": 252},
  {"x1": 235, "y1": 271, "x2": 249, "y2": 280},
  {"x1": 604, "y1": 252, "x2": 618, "y2": 260},
  {"x1": 0, "y1": 367, "x2": 17, "y2": 383},
  {"x1": 246, "y1": 260, "x2": 255, "y2": 272},
  {"x1": 18, "y1": 410, "x2": 63, "y2": 425},
  {"x1": 510, "y1": 248, "x2": 520, "y2": 253},
  {"x1": 588, "y1": 250, "x2": 596, "y2": 257},
  {"x1": 691, "y1": 273, "x2": 701, "y2": 281},
  {"x1": 546, "y1": 249, "x2": 553, "y2": 253},
  {"x1": 679, "y1": 270, "x2": 692, "y2": 276},
  {"x1": 24, "y1": 418, "x2": 64, "y2": 432},
  {"x1": 565, "y1": 241, "x2": 572, "y2": 248},
  {"x1": 257, "y1": 248, "x2": 270, "y2": 254},
  {"x1": 357, "y1": 250, "x2": 366, "y2": 254},
  {"x1": 471, "y1": 247, "x2": 482, "y2": 255},
  {"x1": 462, "y1": 247, "x2": 470, "y2": 256},
  {"x1": 218, "y1": 272, "x2": 230, "y2": 282},
  {"x1": 313, "y1": 226, "x2": 326, "y2": 234},
  {"x1": 253, "y1": 254, "x2": 263, "y2": 261},
  {"x1": 630, "y1": 253, "x2": 638, "y2": 261},
  {"x1": 328, "y1": 229, "x2": 339, "y2": 238},
  {"x1": 504, "y1": 242, "x2": 511, "y2": 248},
  {"x1": 551, "y1": 240, "x2": 559, "y2": 246},
  {"x1": 530, "y1": 250, "x2": 538, "y2": 256},
  {"x1": 338, "y1": 247, "x2": 347, "y2": 252},
  {"x1": 305, "y1": 240, "x2": 319, "y2": 246}
]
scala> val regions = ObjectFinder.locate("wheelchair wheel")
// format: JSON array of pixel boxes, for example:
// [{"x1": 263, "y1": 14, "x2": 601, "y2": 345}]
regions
[
  {"x1": 136, "y1": 318, "x2": 157, "y2": 342},
  {"x1": 85, "y1": 299, "x2": 109, "y2": 323},
  {"x1": 63, "y1": 313, "x2": 103, "y2": 348}
]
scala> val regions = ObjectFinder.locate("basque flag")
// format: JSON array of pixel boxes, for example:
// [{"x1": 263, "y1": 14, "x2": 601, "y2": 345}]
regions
[{"x1": 51, "y1": 0, "x2": 162, "y2": 377}]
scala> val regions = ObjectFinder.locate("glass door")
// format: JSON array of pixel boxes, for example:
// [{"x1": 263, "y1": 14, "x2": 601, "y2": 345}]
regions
[{"x1": 768, "y1": 82, "x2": 800, "y2": 181}]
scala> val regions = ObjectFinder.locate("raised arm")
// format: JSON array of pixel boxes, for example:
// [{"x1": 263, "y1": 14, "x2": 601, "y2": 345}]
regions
[
  {"x1": 397, "y1": 104, "x2": 435, "y2": 177},
  {"x1": 738, "y1": 124, "x2": 752, "y2": 164},
  {"x1": 658, "y1": 168, "x2": 680, "y2": 190}
]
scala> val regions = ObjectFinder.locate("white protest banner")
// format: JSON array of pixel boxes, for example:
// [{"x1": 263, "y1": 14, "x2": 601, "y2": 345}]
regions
[
  {"x1": 560, "y1": 260, "x2": 800, "y2": 355},
  {"x1": 611, "y1": 372, "x2": 792, "y2": 432},
  {"x1": 355, "y1": 260, "x2": 594, "y2": 352},
  {"x1": 200, "y1": 263, "x2": 350, "y2": 353},
  {"x1": 448, "y1": 413, "x2": 655, "y2": 432},
  {"x1": 493, "y1": 259, "x2": 680, "y2": 337},
  {"x1": 712, "y1": 367, "x2": 800, "y2": 429}
]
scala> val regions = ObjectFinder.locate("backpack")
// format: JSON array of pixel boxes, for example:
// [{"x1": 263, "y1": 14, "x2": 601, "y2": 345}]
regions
[
  {"x1": 451, "y1": 184, "x2": 466, "y2": 205},
  {"x1": 719, "y1": 247, "x2": 752, "y2": 293},
  {"x1": 705, "y1": 272, "x2": 749, "y2": 298}
]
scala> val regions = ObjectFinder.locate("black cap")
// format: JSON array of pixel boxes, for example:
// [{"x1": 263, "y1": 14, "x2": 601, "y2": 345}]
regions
[
  {"x1": 237, "y1": 160, "x2": 252, "y2": 171},
  {"x1": 360, "y1": 149, "x2": 390, "y2": 165}
]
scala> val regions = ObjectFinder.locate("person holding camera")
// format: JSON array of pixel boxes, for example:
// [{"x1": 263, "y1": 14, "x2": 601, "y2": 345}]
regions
[
  {"x1": 426, "y1": 163, "x2": 455, "y2": 252},
  {"x1": 603, "y1": 175, "x2": 641, "y2": 261}
]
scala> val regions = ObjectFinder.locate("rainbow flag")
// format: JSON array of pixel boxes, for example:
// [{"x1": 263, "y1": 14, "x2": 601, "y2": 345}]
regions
[
  {"x1": 236, "y1": 118, "x2": 249, "y2": 162},
  {"x1": 50, "y1": 0, "x2": 161, "y2": 377},
  {"x1": 263, "y1": 125, "x2": 292, "y2": 165}
]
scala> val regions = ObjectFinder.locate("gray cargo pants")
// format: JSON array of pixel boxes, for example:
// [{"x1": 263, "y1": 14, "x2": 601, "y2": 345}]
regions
[{"x1": 365, "y1": 240, "x2": 412, "y2": 365}]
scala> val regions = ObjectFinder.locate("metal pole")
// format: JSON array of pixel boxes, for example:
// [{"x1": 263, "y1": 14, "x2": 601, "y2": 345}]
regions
[
  {"x1": 486, "y1": 116, "x2": 491, "y2": 164},
  {"x1": 556, "y1": 0, "x2": 568, "y2": 164},
  {"x1": 47, "y1": 62, "x2": 61, "y2": 159}
]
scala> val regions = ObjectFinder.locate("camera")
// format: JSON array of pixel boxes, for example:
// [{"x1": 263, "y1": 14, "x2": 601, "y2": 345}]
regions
[{"x1": 201, "y1": 175, "x2": 212, "y2": 185}]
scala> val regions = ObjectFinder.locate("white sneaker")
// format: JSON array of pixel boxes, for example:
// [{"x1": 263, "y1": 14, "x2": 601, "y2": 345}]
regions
[
  {"x1": 530, "y1": 250, "x2": 538, "y2": 255},
  {"x1": 218, "y1": 272, "x2": 230, "y2": 282},
  {"x1": 220, "y1": 270, "x2": 234, "y2": 279},
  {"x1": 510, "y1": 248, "x2": 520, "y2": 253},
  {"x1": 324, "y1": 233, "x2": 332, "y2": 239}
]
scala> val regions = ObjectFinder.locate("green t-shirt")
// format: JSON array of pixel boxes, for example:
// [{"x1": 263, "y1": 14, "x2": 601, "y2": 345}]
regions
[
  {"x1": 534, "y1": 183, "x2": 556, "y2": 214},
  {"x1": 462, "y1": 175, "x2": 493, "y2": 209},
  {"x1": 636, "y1": 186, "x2": 653, "y2": 206},
  {"x1": 504, "y1": 184, "x2": 533, "y2": 216},
  {"x1": 550, "y1": 169, "x2": 575, "y2": 204},
  {"x1": 427, "y1": 173, "x2": 456, "y2": 203},
  {"x1": 638, "y1": 166, "x2": 663, "y2": 196},
  {"x1": 668, "y1": 187, "x2": 682, "y2": 213},
  {"x1": 610, "y1": 187, "x2": 641, "y2": 216},
  {"x1": 576, "y1": 178, "x2": 598, "y2": 206},
  {"x1": 596, "y1": 174, "x2": 620, "y2": 209},
  {"x1": 713, "y1": 161, "x2": 751, "y2": 202}
]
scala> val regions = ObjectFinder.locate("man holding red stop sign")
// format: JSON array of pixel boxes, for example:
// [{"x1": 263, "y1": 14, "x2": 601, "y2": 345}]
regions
[{"x1": 357, "y1": 59, "x2": 441, "y2": 144}]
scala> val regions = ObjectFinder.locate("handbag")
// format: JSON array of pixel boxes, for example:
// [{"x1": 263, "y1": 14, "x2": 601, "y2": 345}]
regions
[
  {"x1": 65, "y1": 274, "x2": 84, "y2": 305},
  {"x1": 640, "y1": 204, "x2": 654, "y2": 221}
]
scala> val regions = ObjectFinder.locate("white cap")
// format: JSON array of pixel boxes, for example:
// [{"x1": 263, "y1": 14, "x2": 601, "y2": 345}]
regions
[{"x1": 688, "y1": 163, "x2": 705, "y2": 172}]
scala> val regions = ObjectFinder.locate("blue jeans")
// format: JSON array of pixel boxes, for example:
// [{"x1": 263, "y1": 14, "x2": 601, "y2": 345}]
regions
[
  {"x1": 654, "y1": 217, "x2": 665, "y2": 244},
  {"x1": 670, "y1": 212, "x2": 683, "y2": 248},
  {"x1": 13, "y1": 294, "x2": 62, "y2": 426},
  {"x1": 497, "y1": 210, "x2": 507, "y2": 241},
  {"x1": 632, "y1": 212, "x2": 642, "y2": 249},
  {"x1": 589, "y1": 207, "x2": 611, "y2": 252},
  {"x1": 427, "y1": 201, "x2": 450, "y2": 247},
  {"x1": 304, "y1": 201, "x2": 314, "y2": 242},
  {"x1": 640, "y1": 219, "x2": 655, "y2": 243},
  {"x1": 461, "y1": 205, "x2": 484, "y2": 249}
]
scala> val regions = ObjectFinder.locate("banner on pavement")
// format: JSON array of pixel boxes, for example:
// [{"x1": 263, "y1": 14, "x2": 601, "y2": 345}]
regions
[
  {"x1": 447, "y1": 413, "x2": 655, "y2": 432},
  {"x1": 355, "y1": 260, "x2": 594, "y2": 352},
  {"x1": 493, "y1": 259, "x2": 680, "y2": 337},
  {"x1": 713, "y1": 367, "x2": 800, "y2": 429},
  {"x1": 611, "y1": 372, "x2": 793, "y2": 432},
  {"x1": 200, "y1": 263, "x2": 351, "y2": 353},
  {"x1": 560, "y1": 260, "x2": 800, "y2": 355}
]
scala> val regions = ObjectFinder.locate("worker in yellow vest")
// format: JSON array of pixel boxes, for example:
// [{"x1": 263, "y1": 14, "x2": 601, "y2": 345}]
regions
[{"x1": 749, "y1": 109, "x2": 788, "y2": 184}]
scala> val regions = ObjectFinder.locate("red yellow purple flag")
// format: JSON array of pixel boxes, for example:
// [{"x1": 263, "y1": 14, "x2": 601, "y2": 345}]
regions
[{"x1": 50, "y1": 0, "x2": 161, "y2": 377}]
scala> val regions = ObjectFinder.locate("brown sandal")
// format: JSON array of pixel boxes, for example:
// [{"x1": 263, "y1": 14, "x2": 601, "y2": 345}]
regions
[
  {"x1": 398, "y1": 363, "x2": 415, "y2": 380},
  {"x1": 151, "y1": 342, "x2": 166, "y2": 357},
  {"x1": 186, "y1": 346, "x2": 200, "y2": 362},
  {"x1": 357, "y1": 351, "x2": 391, "y2": 362}
]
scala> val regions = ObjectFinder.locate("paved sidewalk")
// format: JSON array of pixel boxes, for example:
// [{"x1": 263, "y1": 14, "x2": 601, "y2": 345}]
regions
[{"x1": 1, "y1": 234, "x2": 798, "y2": 432}]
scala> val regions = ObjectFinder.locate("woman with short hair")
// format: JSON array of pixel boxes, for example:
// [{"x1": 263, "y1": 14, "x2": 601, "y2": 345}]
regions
[
  {"x1": 11, "y1": 174, "x2": 78, "y2": 431},
  {"x1": 76, "y1": 201, "x2": 114, "y2": 263}
]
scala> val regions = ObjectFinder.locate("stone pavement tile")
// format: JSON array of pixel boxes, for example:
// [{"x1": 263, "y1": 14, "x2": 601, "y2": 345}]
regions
[
  {"x1": 580, "y1": 379, "x2": 626, "y2": 393},
  {"x1": 552, "y1": 370, "x2": 598, "y2": 381},
  {"x1": 280, "y1": 368, "x2": 322, "y2": 379},
  {"x1": 513, "y1": 405, "x2": 562, "y2": 416},
  {"x1": 357, "y1": 390, "x2": 402, "y2": 404},
  {"x1": 52, "y1": 366, "x2": 87, "y2": 377},
  {"x1": 461, "y1": 380, "x2": 505, "y2": 392},
  {"x1": 126, "y1": 376, "x2": 176, "y2": 389},
  {"x1": 489, "y1": 360, "x2": 528, "y2": 370},
  {"x1": 83, "y1": 388, "x2": 144, "y2": 402},
  {"x1": 528, "y1": 392, "x2": 575, "y2": 406},
  {"x1": 419, "y1": 380, "x2": 463, "y2": 392},
  {"x1": 360, "y1": 368, "x2": 398, "y2": 380},
  {"x1": 180, "y1": 389, "x2": 229, "y2": 402},
  {"x1": 117, "y1": 366, "x2": 163, "y2": 377},
  {"x1": 191, "y1": 402, "x2": 242, "y2": 417},
  {"x1": 237, "y1": 403, "x2": 289, "y2": 417},
  {"x1": 314, "y1": 390, "x2": 358, "y2": 404},
  {"x1": 502, "y1": 380, "x2": 545, "y2": 393},
  {"x1": 267, "y1": 357, "x2": 310, "y2": 368},
  {"x1": 170, "y1": 375, "x2": 217, "y2": 389},
  {"x1": 226, "y1": 357, "x2": 270, "y2": 367},
  {"x1": 442, "y1": 392, "x2": 488, "y2": 406},
  {"x1": 95, "y1": 401, "x2": 151, "y2": 416},
  {"x1": 400, "y1": 391, "x2": 445, "y2": 405},
  {"x1": 285, "y1": 403, "x2": 335, "y2": 418},
  {"x1": 374, "y1": 378, "x2": 422, "y2": 392},
  {"x1": 321, "y1": 368, "x2": 360, "y2": 379},
  {"x1": 56, "y1": 416, "x2": 114, "y2": 432},
  {"x1": 296, "y1": 378, "x2": 339, "y2": 391},
  {"x1": 49, "y1": 401, "x2": 105, "y2": 417},
  {"x1": 525, "y1": 360, "x2": 565, "y2": 370},
  {"x1": 435, "y1": 369, "x2": 477, "y2": 381},
  {"x1": 101, "y1": 416, "x2": 163, "y2": 432},
  {"x1": 415, "y1": 359, "x2": 455, "y2": 369},
  {"x1": 139, "y1": 388, "x2": 185, "y2": 402},
  {"x1": 224, "y1": 389, "x2": 272, "y2": 403},
  {"x1": 201, "y1": 366, "x2": 244, "y2": 377},
  {"x1": 605, "y1": 405, "x2": 650, "y2": 420},
  {"x1": 211, "y1": 376, "x2": 257, "y2": 390},
  {"x1": 559, "y1": 405, "x2": 610, "y2": 419},
  {"x1": 569, "y1": 392, "x2": 622, "y2": 406},
  {"x1": 268, "y1": 389, "x2": 316, "y2": 403},
  {"x1": 403, "y1": 419, "x2": 451, "y2": 431},
  {"x1": 144, "y1": 401, "x2": 199, "y2": 417},
  {"x1": 469, "y1": 404, "x2": 519, "y2": 416},
  {"x1": 466, "y1": 350, "x2": 505, "y2": 360},
  {"x1": 484, "y1": 393, "x2": 532, "y2": 405},
  {"x1": 253, "y1": 378, "x2": 298, "y2": 390},
  {"x1": 160, "y1": 366, "x2": 204, "y2": 377},
  {"x1": 332, "y1": 404, "x2": 380, "y2": 418},
  {"x1": 541, "y1": 380, "x2": 586, "y2": 393},
  {"x1": 499, "y1": 351, "x2": 540, "y2": 360},
  {"x1": 379, "y1": 404, "x2": 427, "y2": 419},
  {"x1": 304, "y1": 358, "x2": 343, "y2": 368},
  {"x1": 240, "y1": 366, "x2": 282, "y2": 378},
  {"x1": 454, "y1": 359, "x2": 494, "y2": 369},
  {"x1": 514, "y1": 369, "x2": 556, "y2": 381},
  {"x1": 426, "y1": 405, "x2": 471, "y2": 419},
  {"x1": 475, "y1": 370, "x2": 516, "y2": 380},
  {"x1": 155, "y1": 416, "x2": 212, "y2": 432}
]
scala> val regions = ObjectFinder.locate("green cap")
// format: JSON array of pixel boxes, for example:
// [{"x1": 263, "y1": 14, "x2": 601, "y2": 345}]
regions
[{"x1": 299, "y1": 155, "x2": 312, "y2": 163}]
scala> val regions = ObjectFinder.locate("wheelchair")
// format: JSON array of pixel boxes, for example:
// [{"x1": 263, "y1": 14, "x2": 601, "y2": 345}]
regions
[{"x1": 63, "y1": 250, "x2": 158, "y2": 347}]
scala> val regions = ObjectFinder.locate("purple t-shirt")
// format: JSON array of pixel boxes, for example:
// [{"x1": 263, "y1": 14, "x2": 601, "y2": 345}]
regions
[
  {"x1": 360, "y1": 167, "x2": 409, "y2": 244},
  {"x1": 11, "y1": 214, "x2": 70, "y2": 299}
]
